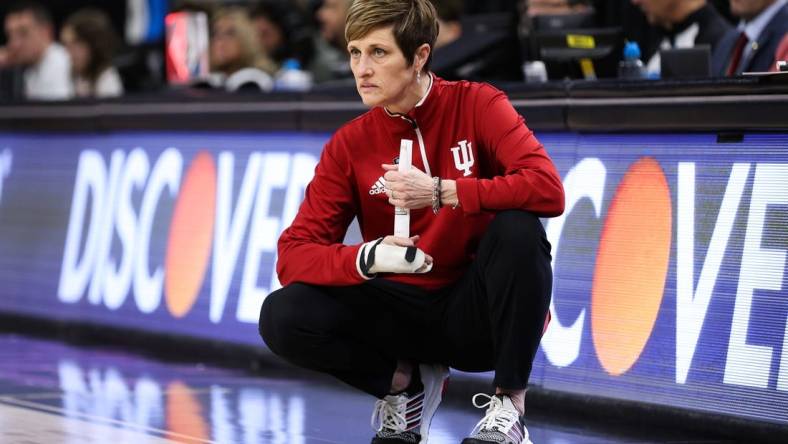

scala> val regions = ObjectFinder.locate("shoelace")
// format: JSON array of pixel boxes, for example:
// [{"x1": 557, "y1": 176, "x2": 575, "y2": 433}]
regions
[
  {"x1": 371, "y1": 394, "x2": 409, "y2": 433},
  {"x1": 471, "y1": 393, "x2": 520, "y2": 433}
]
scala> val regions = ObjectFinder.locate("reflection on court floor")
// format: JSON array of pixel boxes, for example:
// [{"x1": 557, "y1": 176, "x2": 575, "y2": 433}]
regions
[{"x1": 0, "y1": 333, "x2": 733, "y2": 444}]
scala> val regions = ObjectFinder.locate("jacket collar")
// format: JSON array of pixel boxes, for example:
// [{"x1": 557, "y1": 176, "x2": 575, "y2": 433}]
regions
[{"x1": 379, "y1": 72, "x2": 440, "y2": 129}]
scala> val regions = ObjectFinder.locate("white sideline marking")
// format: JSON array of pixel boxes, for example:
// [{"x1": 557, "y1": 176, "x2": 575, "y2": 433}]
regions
[
  {"x1": 0, "y1": 402, "x2": 181, "y2": 443},
  {"x1": 0, "y1": 397, "x2": 215, "y2": 444}
]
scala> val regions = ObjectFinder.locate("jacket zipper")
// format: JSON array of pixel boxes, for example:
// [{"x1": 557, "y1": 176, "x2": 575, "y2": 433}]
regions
[{"x1": 393, "y1": 114, "x2": 432, "y2": 177}]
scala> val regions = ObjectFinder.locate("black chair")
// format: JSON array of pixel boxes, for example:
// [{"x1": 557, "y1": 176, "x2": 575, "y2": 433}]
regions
[{"x1": 531, "y1": 27, "x2": 623, "y2": 80}]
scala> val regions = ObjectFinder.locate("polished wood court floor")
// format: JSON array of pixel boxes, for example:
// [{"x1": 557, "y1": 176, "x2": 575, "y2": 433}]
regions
[{"x1": 0, "y1": 333, "x2": 739, "y2": 443}]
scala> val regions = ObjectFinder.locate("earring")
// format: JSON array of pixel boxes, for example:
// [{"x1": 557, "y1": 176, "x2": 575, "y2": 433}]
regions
[{"x1": 417, "y1": 71, "x2": 421, "y2": 83}]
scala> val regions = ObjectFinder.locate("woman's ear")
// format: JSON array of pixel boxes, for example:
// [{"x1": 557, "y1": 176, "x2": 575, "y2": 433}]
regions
[{"x1": 414, "y1": 43, "x2": 431, "y2": 72}]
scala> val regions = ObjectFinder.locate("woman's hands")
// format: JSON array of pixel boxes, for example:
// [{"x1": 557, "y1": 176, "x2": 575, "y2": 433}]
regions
[
  {"x1": 382, "y1": 163, "x2": 434, "y2": 209},
  {"x1": 381, "y1": 234, "x2": 433, "y2": 272},
  {"x1": 383, "y1": 163, "x2": 459, "y2": 210},
  {"x1": 378, "y1": 166, "x2": 440, "y2": 273},
  {"x1": 358, "y1": 234, "x2": 433, "y2": 275}
]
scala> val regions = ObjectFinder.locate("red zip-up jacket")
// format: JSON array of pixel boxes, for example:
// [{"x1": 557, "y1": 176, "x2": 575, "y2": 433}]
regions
[{"x1": 277, "y1": 75, "x2": 564, "y2": 290}]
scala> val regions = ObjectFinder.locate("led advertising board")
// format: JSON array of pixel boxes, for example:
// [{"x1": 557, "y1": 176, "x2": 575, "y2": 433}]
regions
[{"x1": 0, "y1": 131, "x2": 786, "y2": 425}]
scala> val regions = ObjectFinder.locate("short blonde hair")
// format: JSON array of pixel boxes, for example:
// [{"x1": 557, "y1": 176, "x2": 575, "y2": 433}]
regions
[
  {"x1": 345, "y1": 0, "x2": 439, "y2": 71},
  {"x1": 212, "y1": 7, "x2": 276, "y2": 74}
]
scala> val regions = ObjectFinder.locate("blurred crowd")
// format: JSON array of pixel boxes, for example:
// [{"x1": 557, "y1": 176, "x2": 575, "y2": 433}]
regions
[{"x1": 0, "y1": 0, "x2": 786, "y2": 101}]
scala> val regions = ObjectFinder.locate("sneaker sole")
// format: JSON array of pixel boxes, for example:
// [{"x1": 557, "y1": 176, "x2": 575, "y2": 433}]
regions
[{"x1": 418, "y1": 364, "x2": 450, "y2": 444}]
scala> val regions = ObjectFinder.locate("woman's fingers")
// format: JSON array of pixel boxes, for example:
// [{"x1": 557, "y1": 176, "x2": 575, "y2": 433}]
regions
[
  {"x1": 384, "y1": 170, "x2": 399, "y2": 182},
  {"x1": 388, "y1": 196, "x2": 409, "y2": 208},
  {"x1": 380, "y1": 235, "x2": 424, "y2": 249},
  {"x1": 382, "y1": 235, "x2": 415, "y2": 247},
  {"x1": 415, "y1": 253, "x2": 433, "y2": 273},
  {"x1": 378, "y1": 236, "x2": 432, "y2": 273}
]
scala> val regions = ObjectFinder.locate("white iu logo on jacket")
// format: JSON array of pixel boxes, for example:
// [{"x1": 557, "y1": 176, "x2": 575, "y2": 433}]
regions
[{"x1": 451, "y1": 140, "x2": 474, "y2": 176}]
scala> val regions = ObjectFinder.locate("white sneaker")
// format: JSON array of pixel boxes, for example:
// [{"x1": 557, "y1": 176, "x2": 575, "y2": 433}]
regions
[
  {"x1": 461, "y1": 394, "x2": 532, "y2": 444},
  {"x1": 370, "y1": 364, "x2": 450, "y2": 444}
]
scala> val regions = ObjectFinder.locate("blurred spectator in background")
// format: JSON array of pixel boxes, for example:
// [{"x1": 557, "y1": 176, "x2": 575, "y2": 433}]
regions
[
  {"x1": 2, "y1": 1, "x2": 72, "y2": 100},
  {"x1": 209, "y1": 7, "x2": 276, "y2": 92},
  {"x1": 713, "y1": 0, "x2": 788, "y2": 75},
  {"x1": 630, "y1": 0, "x2": 731, "y2": 76},
  {"x1": 316, "y1": 0, "x2": 349, "y2": 52},
  {"x1": 431, "y1": 0, "x2": 523, "y2": 81},
  {"x1": 250, "y1": 1, "x2": 316, "y2": 69},
  {"x1": 432, "y1": 0, "x2": 463, "y2": 49},
  {"x1": 527, "y1": 0, "x2": 593, "y2": 16},
  {"x1": 310, "y1": 0, "x2": 352, "y2": 82},
  {"x1": 61, "y1": 8, "x2": 123, "y2": 98},
  {"x1": 592, "y1": 0, "x2": 733, "y2": 69},
  {"x1": 593, "y1": 0, "x2": 662, "y2": 68},
  {"x1": 251, "y1": 2, "x2": 288, "y2": 66}
]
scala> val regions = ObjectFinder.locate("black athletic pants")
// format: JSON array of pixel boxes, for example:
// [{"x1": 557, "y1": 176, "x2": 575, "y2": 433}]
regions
[{"x1": 259, "y1": 211, "x2": 552, "y2": 399}]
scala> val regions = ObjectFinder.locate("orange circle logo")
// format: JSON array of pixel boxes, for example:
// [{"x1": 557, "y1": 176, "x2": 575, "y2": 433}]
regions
[
  {"x1": 164, "y1": 151, "x2": 216, "y2": 318},
  {"x1": 591, "y1": 157, "x2": 672, "y2": 376}
]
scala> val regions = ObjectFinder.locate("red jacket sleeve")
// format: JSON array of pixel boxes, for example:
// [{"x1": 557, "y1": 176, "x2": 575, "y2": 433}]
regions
[
  {"x1": 455, "y1": 84, "x2": 565, "y2": 217},
  {"x1": 276, "y1": 136, "x2": 367, "y2": 286}
]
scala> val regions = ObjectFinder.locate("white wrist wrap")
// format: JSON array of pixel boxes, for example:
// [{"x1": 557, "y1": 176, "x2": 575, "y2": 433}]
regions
[{"x1": 357, "y1": 238, "x2": 432, "y2": 277}]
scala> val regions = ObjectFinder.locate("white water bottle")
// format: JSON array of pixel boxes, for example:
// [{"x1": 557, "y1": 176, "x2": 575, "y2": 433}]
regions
[{"x1": 274, "y1": 59, "x2": 313, "y2": 92}]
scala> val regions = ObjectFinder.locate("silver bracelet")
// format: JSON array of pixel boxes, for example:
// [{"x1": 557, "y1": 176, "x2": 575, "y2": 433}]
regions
[{"x1": 432, "y1": 176, "x2": 441, "y2": 214}]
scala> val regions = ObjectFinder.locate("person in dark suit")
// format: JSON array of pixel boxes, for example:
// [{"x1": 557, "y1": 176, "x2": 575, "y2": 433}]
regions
[
  {"x1": 712, "y1": 0, "x2": 788, "y2": 75},
  {"x1": 630, "y1": 0, "x2": 733, "y2": 76}
]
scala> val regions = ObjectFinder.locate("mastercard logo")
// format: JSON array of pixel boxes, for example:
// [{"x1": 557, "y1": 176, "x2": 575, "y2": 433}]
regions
[
  {"x1": 164, "y1": 151, "x2": 217, "y2": 319},
  {"x1": 544, "y1": 156, "x2": 674, "y2": 377},
  {"x1": 589, "y1": 157, "x2": 672, "y2": 376}
]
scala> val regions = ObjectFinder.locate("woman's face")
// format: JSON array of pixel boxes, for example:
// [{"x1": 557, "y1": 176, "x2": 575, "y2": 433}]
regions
[
  {"x1": 253, "y1": 15, "x2": 283, "y2": 55},
  {"x1": 211, "y1": 18, "x2": 242, "y2": 71},
  {"x1": 60, "y1": 26, "x2": 90, "y2": 75},
  {"x1": 348, "y1": 26, "x2": 417, "y2": 110},
  {"x1": 317, "y1": 0, "x2": 349, "y2": 46}
]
